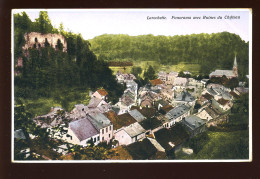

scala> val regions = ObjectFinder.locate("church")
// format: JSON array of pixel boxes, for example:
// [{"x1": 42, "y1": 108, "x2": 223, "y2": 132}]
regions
[{"x1": 209, "y1": 56, "x2": 238, "y2": 79}]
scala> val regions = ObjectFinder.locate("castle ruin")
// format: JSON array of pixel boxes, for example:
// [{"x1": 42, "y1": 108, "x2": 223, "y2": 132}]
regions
[{"x1": 23, "y1": 32, "x2": 67, "y2": 52}]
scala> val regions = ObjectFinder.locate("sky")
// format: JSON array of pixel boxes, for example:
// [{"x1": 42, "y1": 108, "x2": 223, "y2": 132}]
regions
[{"x1": 13, "y1": 9, "x2": 251, "y2": 42}]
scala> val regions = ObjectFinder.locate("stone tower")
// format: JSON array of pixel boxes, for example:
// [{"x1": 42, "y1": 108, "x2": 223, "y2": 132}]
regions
[{"x1": 233, "y1": 55, "x2": 238, "y2": 77}]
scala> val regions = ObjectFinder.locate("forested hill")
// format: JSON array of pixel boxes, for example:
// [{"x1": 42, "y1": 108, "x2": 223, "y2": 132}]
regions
[
  {"x1": 89, "y1": 33, "x2": 249, "y2": 78},
  {"x1": 14, "y1": 11, "x2": 125, "y2": 107}
]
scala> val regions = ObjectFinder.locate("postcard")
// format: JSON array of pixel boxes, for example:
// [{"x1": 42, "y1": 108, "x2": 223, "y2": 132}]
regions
[{"x1": 12, "y1": 9, "x2": 252, "y2": 163}]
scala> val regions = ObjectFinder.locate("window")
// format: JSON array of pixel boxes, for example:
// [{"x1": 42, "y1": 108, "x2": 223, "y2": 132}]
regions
[
  {"x1": 82, "y1": 108, "x2": 84, "y2": 111},
  {"x1": 97, "y1": 136, "x2": 100, "y2": 141},
  {"x1": 109, "y1": 134, "x2": 111, "y2": 138},
  {"x1": 106, "y1": 127, "x2": 108, "y2": 133},
  {"x1": 102, "y1": 137, "x2": 104, "y2": 141},
  {"x1": 102, "y1": 129, "x2": 104, "y2": 134},
  {"x1": 94, "y1": 138, "x2": 96, "y2": 142},
  {"x1": 35, "y1": 37, "x2": 38, "y2": 42},
  {"x1": 110, "y1": 126, "x2": 112, "y2": 131}
]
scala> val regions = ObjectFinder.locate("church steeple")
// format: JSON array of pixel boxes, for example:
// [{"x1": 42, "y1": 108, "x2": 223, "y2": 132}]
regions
[{"x1": 233, "y1": 55, "x2": 238, "y2": 77}]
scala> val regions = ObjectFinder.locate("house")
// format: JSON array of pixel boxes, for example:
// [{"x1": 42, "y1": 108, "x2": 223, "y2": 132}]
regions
[
  {"x1": 70, "y1": 104, "x2": 88, "y2": 120},
  {"x1": 87, "y1": 98, "x2": 111, "y2": 114},
  {"x1": 215, "y1": 98, "x2": 233, "y2": 111},
  {"x1": 160, "y1": 88, "x2": 174, "y2": 102},
  {"x1": 209, "y1": 56, "x2": 238, "y2": 79},
  {"x1": 158, "y1": 71, "x2": 167, "y2": 82},
  {"x1": 174, "y1": 91, "x2": 196, "y2": 106},
  {"x1": 150, "y1": 79, "x2": 163, "y2": 86},
  {"x1": 234, "y1": 87, "x2": 249, "y2": 95},
  {"x1": 116, "y1": 71, "x2": 136, "y2": 84},
  {"x1": 128, "y1": 109, "x2": 146, "y2": 123},
  {"x1": 139, "y1": 117, "x2": 163, "y2": 135},
  {"x1": 91, "y1": 89, "x2": 108, "y2": 100},
  {"x1": 182, "y1": 115, "x2": 207, "y2": 138},
  {"x1": 166, "y1": 71, "x2": 179, "y2": 85},
  {"x1": 126, "y1": 80, "x2": 138, "y2": 96},
  {"x1": 165, "y1": 104, "x2": 191, "y2": 126},
  {"x1": 66, "y1": 117, "x2": 100, "y2": 146},
  {"x1": 116, "y1": 90, "x2": 136, "y2": 115},
  {"x1": 104, "y1": 111, "x2": 137, "y2": 132},
  {"x1": 34, "y1": 107, "x2": 69, "y2": 128},
  {"x1": 88, "y1": 113, "x2": 113, "y2": 143},
  {"x1": 114, "y1": 122, "x2": 146, "y2": 146},
  {"x1": 196, "y1": 107, "x2": 219, "y2": 121},
  {"x1": 154, "y1": 99, "x2": 169, "y2": 111},
  {"x1": 173, "y1": 77, "x2": 188, "y2": 87},
  {"x1": 156, "y1": 114, "x2": 171, "y2": 129},
  {"x1": 130, "y1": 106, "x2": 157, "y2": 119},
  {"x1": 138, "y1": 91, "x2": 159, "y2": 108},
  {"x1": 198, "y1": 93, "x2": 213, "y2": 105},
  {"x1": 159, "y1": 105, "x2": 174, "y2": 114}
]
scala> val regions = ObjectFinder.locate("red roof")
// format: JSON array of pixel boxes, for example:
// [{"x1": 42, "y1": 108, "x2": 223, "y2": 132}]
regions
[
  {"x1": 97, "y1": 89, "x2": 108, "y2": 96},
  {"x1": 150, "y1": 79, "x2": 163, "y2": 86}
]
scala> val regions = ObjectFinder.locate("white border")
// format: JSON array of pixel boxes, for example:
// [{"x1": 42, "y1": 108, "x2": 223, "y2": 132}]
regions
[{"x1": 11, "y1": 8, "x2": 252, "y2": 163}]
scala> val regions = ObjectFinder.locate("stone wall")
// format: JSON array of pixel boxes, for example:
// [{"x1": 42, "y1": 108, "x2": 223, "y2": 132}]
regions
[{"x1": 23, "y1": 32, "x2": 67, "y2": 52}]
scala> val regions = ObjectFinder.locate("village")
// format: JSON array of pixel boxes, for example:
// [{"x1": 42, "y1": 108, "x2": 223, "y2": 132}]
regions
[{"x1": 14, "y1": 55, "x2": 249, "y2": 160}]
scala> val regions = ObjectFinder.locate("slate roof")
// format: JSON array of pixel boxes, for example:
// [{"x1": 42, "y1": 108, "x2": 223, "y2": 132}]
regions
[
  {"x1": 207, "y1": 88, "x2": 218, "y2": 96},
  {"x1": 154, "y1": 99, "x2": 169, "y2": 108},
  {"x1": 88, "y1": 113, "x2": 112, "y2": 130},
  {"x1": 175, "y1": 91, "x2": 195, "y2": 102},
  {"x1": 183, "y1": 115, "x2": 206, "y2": 130},
  {"x1": 124, "y1": 122, "x2": 146, "y2": 138},
  {"x1": 69, "y1": 117, "x2": 99, "y2": 141},
  {"x1": 166, "y1": 104, "x2": 190, "y2": 120},
  {"x1": 209, "y1": 70, "x2": 235, "y2": 77},
  {"x1": 88, "y1": 98, "x2": 102, "y2": 108},
  {"x1": 128, "y1": 109, "x2": 146, "y2": 122}
]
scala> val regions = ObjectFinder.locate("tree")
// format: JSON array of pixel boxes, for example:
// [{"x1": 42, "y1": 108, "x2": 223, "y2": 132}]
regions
[
  {"x1": 35, "y1": 11, "x2": 53, "y2": 34},
  {"x1": 131, "y1": 66, "x2": 142, "y2": 77},
  {"x1": 143, "y1": 65, "x2": 156, "y2": 80}
]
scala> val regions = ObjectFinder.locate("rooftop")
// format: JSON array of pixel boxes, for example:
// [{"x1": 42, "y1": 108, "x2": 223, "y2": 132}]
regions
[
  {"x1": 128, "y1": 109, "x2": 146, "y2": 122},
  {"x1": 183, "y1": 115, "x2": 207, "y2": 130},
  {"x1": 69, "y1": 117, "x2": 99, "y2": 141},
  {"x1": 130, "y1": 106, "x2": 157, "y2": 118},
  {"x1": 105, "y1": 111, "x2": 136, "y2": 130},
  {"x1": 209, "y1": 70, "x2": 235, "y2": 77},
  {"x1": 150, "y1": 79, "x2": 163, "y2": 86},
  {"x1": 166, "y1": 104, "x2": 190, "y2": 120},
  {"x1": 217, "y1": 98, "x2": 229, "y2": 106},
  {"x1": 139, "y1": 117, "x2": 163, "y2": 130},
  {"x1": 124, "y1": 122, "x2": 146, "y2": 138},
  {"x1": 88, "y1": 113, "x2": 111, "y2": 130},
  {"x1": 97, "y1": 89, "x2": 108, "y2": 96}
]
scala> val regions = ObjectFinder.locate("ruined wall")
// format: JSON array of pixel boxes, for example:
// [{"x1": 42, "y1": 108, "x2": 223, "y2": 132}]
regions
[{"x1": 23, "y1": 32, "x2": 67, "y2": 52}]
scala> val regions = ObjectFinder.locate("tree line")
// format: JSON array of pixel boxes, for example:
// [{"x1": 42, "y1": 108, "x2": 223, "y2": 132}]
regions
[
  {"x1": 89, "y1": 33, "x2": 249, "y2": 80},
  {"x1": 14, "y1": 11, "x2": 125, "y2": 105}
]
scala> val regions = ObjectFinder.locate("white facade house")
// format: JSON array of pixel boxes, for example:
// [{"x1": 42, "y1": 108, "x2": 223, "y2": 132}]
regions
[{"x1": 114, "y1": 122, "x2": 146, "y2": 146}]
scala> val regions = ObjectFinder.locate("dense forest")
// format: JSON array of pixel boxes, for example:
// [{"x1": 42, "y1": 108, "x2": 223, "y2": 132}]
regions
[
  {"x1": 89, "y1": 33, "x2": 249, "y2": 79},
  {"x1": 14, "y1": 11, "x2": 125, "y2": 108}
]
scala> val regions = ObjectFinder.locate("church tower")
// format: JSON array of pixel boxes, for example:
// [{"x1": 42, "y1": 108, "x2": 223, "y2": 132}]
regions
[{"x1": 233, "y1": 55, "x2": 238, "y2": 77}]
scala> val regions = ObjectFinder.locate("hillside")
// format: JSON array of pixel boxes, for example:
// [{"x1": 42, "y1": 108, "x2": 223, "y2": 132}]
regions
[{"x1": 89, "y1": 33, "x2": 249, "y2": 78}]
